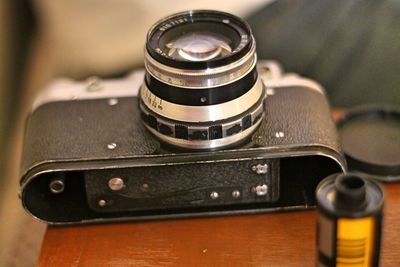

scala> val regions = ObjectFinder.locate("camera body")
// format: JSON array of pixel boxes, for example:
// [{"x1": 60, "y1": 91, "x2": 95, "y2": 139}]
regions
[{"x1": 20, "y1": 61, "x2": 346, "y2": 224}]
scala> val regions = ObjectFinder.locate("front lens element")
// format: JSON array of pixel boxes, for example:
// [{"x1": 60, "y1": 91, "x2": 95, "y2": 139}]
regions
[
  {"x1": 146, "y1": 11, "x2": 252, "y2": 71},
  {"x1": 166, "y1": 32, "x2": 232, "y2": 61},
  {"x1": 141, "y1": 10, "x2": 265, "y2": 150}
]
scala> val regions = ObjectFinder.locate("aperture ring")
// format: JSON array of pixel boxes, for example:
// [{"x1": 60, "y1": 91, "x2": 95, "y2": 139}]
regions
[
  {"x1": 145, "y1": 65, "x2": 257, "y2": 106},
  {"x1": 144, "y1": 43, "x2": 256, "y2": 89}
]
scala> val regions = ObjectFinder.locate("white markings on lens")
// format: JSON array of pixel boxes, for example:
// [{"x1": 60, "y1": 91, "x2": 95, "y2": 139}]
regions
[
  {"x1": 159, "y1": 17, "x2": 189, "y2": 31},
  {"x1": 233, "y1": 34, "x2": 249, "y2": 53}
]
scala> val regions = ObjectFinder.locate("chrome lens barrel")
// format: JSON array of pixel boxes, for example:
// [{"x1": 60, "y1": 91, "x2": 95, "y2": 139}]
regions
[{"x1": 140, "y1": 10, "x2": 265, "y2": 149}]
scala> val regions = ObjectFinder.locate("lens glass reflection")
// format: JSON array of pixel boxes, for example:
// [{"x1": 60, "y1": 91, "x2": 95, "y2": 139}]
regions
[{"x1": 165, "y1": 32, "x2": 232, "y2": 61}]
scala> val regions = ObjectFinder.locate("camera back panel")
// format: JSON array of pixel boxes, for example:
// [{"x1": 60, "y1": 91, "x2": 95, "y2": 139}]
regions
[{"x1": 85, "y1": 158, "x2": 279, "y2": 213}]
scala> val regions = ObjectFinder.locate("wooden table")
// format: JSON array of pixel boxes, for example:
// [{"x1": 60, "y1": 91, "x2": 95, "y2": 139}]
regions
[
  {"x1": 35, "y1": 111, "x2": 400, "y2": 266},
  {"x1": 37, "y1": 183, "x2": 400, "y2": 266}
]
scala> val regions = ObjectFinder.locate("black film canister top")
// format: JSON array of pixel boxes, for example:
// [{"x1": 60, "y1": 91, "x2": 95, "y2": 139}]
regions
[{"x1": 334, "y1": 174, "x2": 367, "y2": 211}]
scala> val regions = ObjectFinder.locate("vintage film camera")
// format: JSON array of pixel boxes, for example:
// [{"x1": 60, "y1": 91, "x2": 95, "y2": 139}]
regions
[{"x1": 20, "y1": 10, "x2": 346, "y2": 224}]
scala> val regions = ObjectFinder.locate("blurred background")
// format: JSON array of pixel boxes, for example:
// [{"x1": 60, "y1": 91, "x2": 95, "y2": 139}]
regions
[{"x1": 0, "y1": 0, "x2": 399, "y2": 266}]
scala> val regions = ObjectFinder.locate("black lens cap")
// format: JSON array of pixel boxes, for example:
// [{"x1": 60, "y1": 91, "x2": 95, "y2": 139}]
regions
[{"x1": 337, "y1": 105, "x2": 400, "y2": 182}]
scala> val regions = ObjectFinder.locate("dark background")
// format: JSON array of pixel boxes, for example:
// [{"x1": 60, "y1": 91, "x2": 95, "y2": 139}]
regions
[{"x1": 248, "y1": 0, "x2": 400, "y2": 107}]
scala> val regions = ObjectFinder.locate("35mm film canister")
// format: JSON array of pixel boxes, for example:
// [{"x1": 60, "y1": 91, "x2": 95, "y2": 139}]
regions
[{"x1": 316, "y1": 173, "x2": 384, "y2": 267}]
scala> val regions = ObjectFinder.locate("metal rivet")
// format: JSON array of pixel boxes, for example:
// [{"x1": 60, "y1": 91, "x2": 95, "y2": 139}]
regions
[
  {"x1": 252, "y1": 135, "x2": 264, "y2": 145},
  {"x1": 210, "y1": 191, "x2": 219, "y2": 199},
  {"x1": 108, "y1": 177, "x2": 125, "y2": 191},
  {"x1": 200, "y1": 97, "x2": 207, "y2": 103},
  {"x1": 232, "y1": 190, "x2": 241, "y2": 198},
  {"x1": 108, "y1": 98, "x2": 118, "y2": 106},
  {"x1": 98, "y1": 199, "x2": 106, "y2": 207},
  {"x1": 107, "y1": 143, "x2": 117, "y2": 150},
  {"x1": 251, "y1": 163, "x2": 268, "y2": 174},
  {"x1": 49, "y1": 179, "x2": 65, "y2": 194},
  {"x1": 86, "y1": 77, "x2": 102, "y2": 92},
  {"x1": 275, "y1": 131, "x2": 285, "y2": 138},
  {"x1": 141, "y1": 183, "x2": 150, "y2": 192},
  {"x1": 254, "y1": 184, "x2": 268, "y2": 196},
  {"x1": 267, "y1": 88, "x2": 275, "y2": 96}
]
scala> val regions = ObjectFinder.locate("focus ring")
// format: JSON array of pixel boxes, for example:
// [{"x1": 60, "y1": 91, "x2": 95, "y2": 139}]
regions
[{"x1": 140, "y1": 97, "x2": 264, "y2": 142}]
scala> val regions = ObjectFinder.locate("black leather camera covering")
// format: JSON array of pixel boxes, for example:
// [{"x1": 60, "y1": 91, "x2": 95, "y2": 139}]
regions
[{"x1": 20, "y1": 85, "x2": 346, "y2": 224}]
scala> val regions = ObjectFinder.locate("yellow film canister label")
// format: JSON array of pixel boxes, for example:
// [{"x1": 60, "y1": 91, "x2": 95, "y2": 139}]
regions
[{"x1": 336, "y1": 217, "x2": 375, "y2": 267}]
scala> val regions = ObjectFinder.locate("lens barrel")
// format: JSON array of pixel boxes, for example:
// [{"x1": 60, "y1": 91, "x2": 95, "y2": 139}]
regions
[{"x1": 140, "y1": 10, "x2": 265, "y2": 149}]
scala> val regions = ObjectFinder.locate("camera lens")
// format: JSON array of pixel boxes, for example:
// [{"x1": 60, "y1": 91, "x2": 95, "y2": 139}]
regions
[{"x1": 140, "y1": 10, "x2": 265, "y2": 149}]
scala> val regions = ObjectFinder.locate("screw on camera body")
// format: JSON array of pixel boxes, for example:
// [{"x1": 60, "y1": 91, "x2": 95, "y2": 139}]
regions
[{"x1": 49, "y1": 177, "x2": 65, "y2": 194}]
